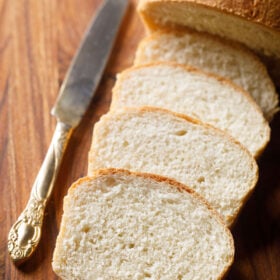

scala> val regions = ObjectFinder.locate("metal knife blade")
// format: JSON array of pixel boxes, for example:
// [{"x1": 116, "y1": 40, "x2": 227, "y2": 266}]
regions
[
  {"x1": 8, "y1": 0, "x2": 128, "y2": 264},
  {"x1": 52, "y1": 0, "x2": 128, "y2": 127}
]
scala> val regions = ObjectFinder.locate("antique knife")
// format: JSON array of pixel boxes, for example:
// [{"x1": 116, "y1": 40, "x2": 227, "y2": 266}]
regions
[{"x1": 8, "y1": 0, "x2": 128, "y2": 265}]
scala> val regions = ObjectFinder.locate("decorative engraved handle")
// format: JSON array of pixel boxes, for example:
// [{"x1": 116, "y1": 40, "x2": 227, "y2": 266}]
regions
[{"x1": 8, "y1": 122, "x2": 72, "y2": 264}]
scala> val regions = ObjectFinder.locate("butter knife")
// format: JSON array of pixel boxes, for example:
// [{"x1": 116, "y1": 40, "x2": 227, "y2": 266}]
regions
[{"x1": 8, "y1": 0, "x2": 128, "y2": 265}]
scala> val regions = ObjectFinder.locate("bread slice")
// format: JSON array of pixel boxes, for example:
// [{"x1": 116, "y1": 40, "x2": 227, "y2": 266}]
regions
[
  {"x1": 52, "y1": 169, "x2": 234, "y2": 280},
  {"x1": 138, "y1": 0, "x2": 280, "y2": 84},
  {"x1": 88, "y1": 107, "x2": 258, "y2": 226},
  {"x1": 134, "y1": 30, "x2": 279, "y2": 120},
  {"x1": 111, "y1": 62, "x2": 270, "y2": 158}
]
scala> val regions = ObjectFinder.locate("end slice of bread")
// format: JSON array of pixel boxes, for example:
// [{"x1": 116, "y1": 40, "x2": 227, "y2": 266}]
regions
[
  {"x1": 88, "y1": 107, "x2": 258, "y2": 226},
  {"x1": 52, "y1": 169, "x2": 234, "y2": 280},
  {"x1": 134, "y1": 30, "x2": 279, "y2": 120},
  {"x1": 111, "y1": 62, "x2": 270, "y2": 158},
  {"x1": 138, "y1": 0, "x2": 280, "y2": 58}
]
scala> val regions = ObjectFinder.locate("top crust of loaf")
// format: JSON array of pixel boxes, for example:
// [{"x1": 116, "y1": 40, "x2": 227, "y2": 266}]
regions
[
  {"x1": 139, "y1": 0, "x2": 280, "y2": 32},
  {"x1": 138, "y1": 0, "x2": 280, "y2": 60},
  {"x1": 54, "y1": 168, "x2": 234, "y2": 280}
]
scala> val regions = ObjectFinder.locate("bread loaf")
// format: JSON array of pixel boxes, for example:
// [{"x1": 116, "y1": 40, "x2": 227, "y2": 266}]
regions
[
  {"x1": 111, "y1": 62, "x2": 270, "y2": 157},
  {"x1": 52, "y1": 169, "x2": 234, "y2": 280},
  {"x1": 134, "y1": 30, "x2": 278, "y2": 120},
  {"x1": 138, "y1": 0, "x2": 280, "y2": 84},
  {"x1": 88, "y1": 107, "x2": 258, "y2": 226}
]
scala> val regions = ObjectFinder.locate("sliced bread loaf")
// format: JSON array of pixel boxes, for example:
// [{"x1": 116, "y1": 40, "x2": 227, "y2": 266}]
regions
[
  {"x1": 88, "y1": 107, "x2": 258, "y2": 226},
  {"x1": 111, "y1": 62, "x2": 270, "y2": 158},
  {"x1": 52, "y1": 169, "x2": 234, "y2": 280},
  {"x1": 134, "y1": 30, "x2": 278, "y2": 120},
  {"x1": 138, "y1": 0, "x2": 280, "y2": 59}
]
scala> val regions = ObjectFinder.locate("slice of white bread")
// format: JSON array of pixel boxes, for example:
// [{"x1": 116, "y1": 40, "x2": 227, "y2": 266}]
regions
[
  {"x1": 134, "y1": 30, "x2": 279, "y2": 120},
  {"x1": 137, "y1": 0, "x2": 280, "y2": 84},
  {"x1": 52, "y1": 169, "x2": 234, "y2": 280},
  {"x1": 88, "y1": 107, "x2": 258, "y2": 226},
  {"x1": 111, "y1": 62, "x2": 270, "y2": 158}
]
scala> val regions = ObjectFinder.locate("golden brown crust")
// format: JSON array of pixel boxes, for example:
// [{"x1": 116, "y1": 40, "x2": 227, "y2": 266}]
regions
[
  {"x1": 185, "y1": 0, "x2": 280, "y2": 31},
  {"x1": 139, "y1": 0, "x2": 280, "y2": 32},
  {"x1": 138, "y1": 0, "x2": 280, "y2": 85}
]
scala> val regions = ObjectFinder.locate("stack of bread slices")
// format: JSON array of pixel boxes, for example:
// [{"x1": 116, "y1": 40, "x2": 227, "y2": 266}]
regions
[{"x1": 52, "y1": 1, "x2": 279, "y2": 279}]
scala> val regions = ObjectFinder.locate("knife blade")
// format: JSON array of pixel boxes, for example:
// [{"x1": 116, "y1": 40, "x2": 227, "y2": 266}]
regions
[
  {"x1": 8, "y1": 0, "x2": 128, "y2": 265},
  {"x1": 53, "y1": 0, "x2": 128, "y2": 127}
]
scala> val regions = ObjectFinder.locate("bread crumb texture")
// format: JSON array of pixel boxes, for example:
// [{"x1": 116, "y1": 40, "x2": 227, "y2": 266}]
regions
[
  {"x1": 111, "y1": 63, "x2": 270, "y2": 157},
  {"x1": 134, "y1": 31, "x2": 278, "y2": 120},
  {"x1": 88, "y1": 108, "x2": 258, "y2": 226},
  {"x1": 52, "y1": 170, "x2": 234, "y2": 279}
]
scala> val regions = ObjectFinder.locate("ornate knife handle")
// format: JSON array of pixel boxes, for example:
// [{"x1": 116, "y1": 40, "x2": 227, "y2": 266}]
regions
[{"x1": 8, "y1": 122, "x2": 72, "y2": 264}]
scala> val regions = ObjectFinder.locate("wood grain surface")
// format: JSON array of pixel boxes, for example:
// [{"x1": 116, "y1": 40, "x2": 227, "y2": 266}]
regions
[{"x1": 0, "y1": 0, "x2": 279, "y2": 279}]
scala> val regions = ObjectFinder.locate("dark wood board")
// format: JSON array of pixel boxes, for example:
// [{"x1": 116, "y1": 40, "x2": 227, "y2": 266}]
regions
[{"x1": 0, "y1": 0, "x2": 279, "y2": 279}]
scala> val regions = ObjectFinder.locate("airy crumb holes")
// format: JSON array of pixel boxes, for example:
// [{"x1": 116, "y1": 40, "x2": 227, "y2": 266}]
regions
[{"x1": 174, "y1": 130, "x2": 187, "y2": 136}]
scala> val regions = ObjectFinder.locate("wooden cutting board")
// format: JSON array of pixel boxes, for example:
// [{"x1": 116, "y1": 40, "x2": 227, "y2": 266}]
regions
[{"x1": 1, "y1": 0, "x2": 279, "y2": 279}]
